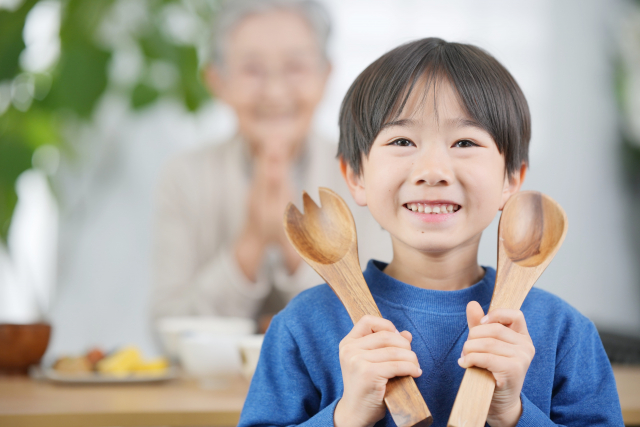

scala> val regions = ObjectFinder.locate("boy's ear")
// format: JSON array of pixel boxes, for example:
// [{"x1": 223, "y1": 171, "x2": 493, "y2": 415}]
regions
[
  {"x1": 339, "y1": 157, "x2": 368, "y2": 207},
  {"x1": 499, "y1": 161, "x2": 527, "y2": 210}
]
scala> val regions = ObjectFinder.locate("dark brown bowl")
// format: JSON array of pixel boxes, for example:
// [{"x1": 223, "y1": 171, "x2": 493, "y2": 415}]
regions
[{"x1": 0, "y1": 323, "x2": 51, "y2": 375}]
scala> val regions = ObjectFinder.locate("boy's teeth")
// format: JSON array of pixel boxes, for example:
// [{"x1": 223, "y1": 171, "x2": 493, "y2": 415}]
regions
[{"x1": 406, "y1": 203, "x2": 460, "y2": 214}]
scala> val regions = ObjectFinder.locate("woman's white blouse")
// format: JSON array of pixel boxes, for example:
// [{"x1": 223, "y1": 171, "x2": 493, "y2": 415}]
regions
[{"x1": 151, "y1": 134, "x2": 392, "y2": 320}]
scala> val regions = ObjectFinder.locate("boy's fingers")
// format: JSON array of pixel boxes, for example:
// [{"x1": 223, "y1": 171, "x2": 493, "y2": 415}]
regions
[
  {"x1": 466, "y1": 301, "x2": 485, "y2": 330},
  {"x1": 359, "y1": 347, "x2": 420, "y2": 366},
  {"x1": 468, "y1": 323, "x2": 520, "y2": 343},
  {"x1": 482, "y1": 309, "x2": 529, "y2": 334},
  {"x1": 348, "y1": 315, "x2": 399, "y2": 339},
  {"x1": 458, "y1": 351, "x2": 508, "y2": 373},
  {"x1": 462, "y1": 337, "x2": 518, "y2": 359},
  {"x1": 375, "y1": 361, "x2": 423, "y2": 379},
  {"x1": 349, "y1": 330, "x2": 412, "y2": 351},
  {"x1": 400, "y1": 330, "x2": 412, "y2": 343}
]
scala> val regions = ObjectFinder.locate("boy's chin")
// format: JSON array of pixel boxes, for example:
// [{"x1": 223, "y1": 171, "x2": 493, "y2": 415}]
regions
[
  {"x1": 396, "y1": 236, "x2": 461, "y2": 255},
  {"x1": 395, "y1": 231, "x2": 477, "y2": 256},
  {"x1": 416, "y1": 244, "x2": 460, "y2": 255}
]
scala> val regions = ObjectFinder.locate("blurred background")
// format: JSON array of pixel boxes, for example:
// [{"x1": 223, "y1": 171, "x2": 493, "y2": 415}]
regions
[{"x1": 1, "y1": 0, "x2": 639, "y2": 361}]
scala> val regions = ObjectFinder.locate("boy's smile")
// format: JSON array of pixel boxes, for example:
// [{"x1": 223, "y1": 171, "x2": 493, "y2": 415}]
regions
[
  {"x1": 343, "y1": 77, "x2": 525, "y2": 289},
  {"x1": 404, "y1": 201, "x2": 461, "y2": 222}
]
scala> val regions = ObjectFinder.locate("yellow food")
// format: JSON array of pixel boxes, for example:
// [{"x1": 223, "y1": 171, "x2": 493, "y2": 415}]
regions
[
  {"x1": 96, "y1": 347, "x2": 169, "y2": 375},
  {"x1": 96, "y1": 347, "x2": 143, "y2": 374},
  {"x1": 133, "y1": 357, "x2": 169, "y2": 373},
  {"x1": 53, "y1": 346, "x2": 169, "y2": 376}
]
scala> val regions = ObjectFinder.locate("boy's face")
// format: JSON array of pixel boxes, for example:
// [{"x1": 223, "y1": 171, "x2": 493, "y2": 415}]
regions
[{"x1": 343, "y1": 79, "x2": 525, "y2": 257}]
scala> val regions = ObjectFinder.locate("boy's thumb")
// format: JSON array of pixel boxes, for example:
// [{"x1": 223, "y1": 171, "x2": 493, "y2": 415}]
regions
[{"x1": 466, "y1": 301, "x2": 485, "y2": 330}]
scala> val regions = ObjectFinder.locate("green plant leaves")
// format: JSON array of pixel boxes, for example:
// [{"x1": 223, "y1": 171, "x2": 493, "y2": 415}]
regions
[
  {"x1": 131, "y1": 82, "x2": 159, "y2": 109},
  {"x1": 45, "y1": 39, "x2": 111, "y2": 117},
  {"x1": 0, "y1": 0, "x2": 38, "y2": 80},
  {"x1": 0, "y1": 106, "x2": 61, "y2": 240},
  {"x1": 0, "y1": 0, "x2": 215, "y2": 242}
]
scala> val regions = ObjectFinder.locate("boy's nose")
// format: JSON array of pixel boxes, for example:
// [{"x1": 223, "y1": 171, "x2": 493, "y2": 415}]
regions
[{"x1": 411, "y1": 147, "x2": 453, "y2": 186}]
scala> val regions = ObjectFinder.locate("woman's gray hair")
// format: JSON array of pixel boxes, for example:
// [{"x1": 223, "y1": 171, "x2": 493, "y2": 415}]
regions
[{"x1": 210, "y1": 0, "x2": 332, "y2": 67}]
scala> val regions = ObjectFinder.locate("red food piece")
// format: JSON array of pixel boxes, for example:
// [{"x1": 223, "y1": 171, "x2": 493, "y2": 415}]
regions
[{"x1": 86, "y1": 348, "x2": 105, "y2": 366}]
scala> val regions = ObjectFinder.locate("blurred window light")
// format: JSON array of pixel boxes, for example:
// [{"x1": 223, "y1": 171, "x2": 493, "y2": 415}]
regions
[
  {"x1": 0, "y1": 0, "x2": 24, "y2": 12},
  {"x1": 11, "y1": 73, "x2": 35, "y2": 112},
  {"x1": 160, "y1": 2, "x2": 205, "y2": 46},
  {"x1": 5, "y1": 169, "x2": 58, "y2": 322},
  {"x1": 148, "y1": 60, "x2": 179, "y2": 91},
  {"x1": 33, "y1": 72, "x2": 52, "y2": 101},
  {"x1": 97, "y1": 0, "x2": 149, "y2": 50},
  {"x1": 108, "y1": 44, "x2": 145, "y2": 89},
  {"x1": 19, "y1": 0, "x2": 61, "y2": 73},
  {"x1": 0, "y1": 81, "x2": 11, "y2": 116},
  {"x1": 32, "y1": 145, "x2": 60, "y2": 176}
]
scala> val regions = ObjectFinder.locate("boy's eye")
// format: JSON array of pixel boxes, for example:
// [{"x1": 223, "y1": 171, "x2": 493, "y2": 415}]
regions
[
  {"x1": 389, "y1": 138, "x2": 415, "y2": 147},
  {"x1": 453, "y1": 139, "x2": 478, "y2": 148}
]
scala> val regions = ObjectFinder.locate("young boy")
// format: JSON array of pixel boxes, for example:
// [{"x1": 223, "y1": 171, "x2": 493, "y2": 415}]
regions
[{"x1": 238, "y1": 38, "x2": 623, "y2": 427}]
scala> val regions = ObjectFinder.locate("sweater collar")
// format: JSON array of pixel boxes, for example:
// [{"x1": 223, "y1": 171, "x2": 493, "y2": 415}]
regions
[{"x1": 363, "y1": 260, "x2": 495, "y2": 314}]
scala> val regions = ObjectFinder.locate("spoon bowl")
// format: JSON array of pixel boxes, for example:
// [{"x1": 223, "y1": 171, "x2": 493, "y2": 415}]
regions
[{"x1": 501, "y1": 192, "x2": 567, "y2": 267}]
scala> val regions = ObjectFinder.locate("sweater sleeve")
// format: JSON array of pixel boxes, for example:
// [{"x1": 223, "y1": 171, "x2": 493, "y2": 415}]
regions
[
  {"x1": 151, "y1": 156, "x2": 271, "y2": 320},
  {"x1": 516, "y1": 320, "x2": 624, "y2": 427},
  {"x1": 238, "y1": 313, "x2": 339, "y2": 427}
]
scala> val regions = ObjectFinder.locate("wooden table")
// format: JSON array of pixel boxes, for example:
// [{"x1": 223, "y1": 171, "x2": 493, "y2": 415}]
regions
[
  {"x1": 0, "y1": 366, "x2": 638, "y2": 426},
  {"x1": 616, "y1": 366, "x2": 640, "y2": 426},
  {"x1": 0, "y1": 373, "x2": 249, "y2": 427}
]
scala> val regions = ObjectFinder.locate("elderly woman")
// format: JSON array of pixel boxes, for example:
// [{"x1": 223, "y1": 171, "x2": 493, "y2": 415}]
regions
[{"x1": 151, "y1": 0, "x2": 390, "y2": 325}]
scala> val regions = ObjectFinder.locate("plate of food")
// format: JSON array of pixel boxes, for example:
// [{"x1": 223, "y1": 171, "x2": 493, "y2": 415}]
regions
[{"x1": 44, "y1": 346, "x2": 178, "y2": 383}]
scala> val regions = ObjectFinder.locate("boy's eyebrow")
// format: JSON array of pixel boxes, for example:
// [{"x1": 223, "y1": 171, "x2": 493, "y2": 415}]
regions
[
  {"x1": 446, "y1": 117, "x2": 485, "y2": 130},
  {"x1": 380, "y1": 117, "x2": 486, "y2": 132},
  {"x1": 380, "y1": 118, "x2": 417, "y2": 130}
]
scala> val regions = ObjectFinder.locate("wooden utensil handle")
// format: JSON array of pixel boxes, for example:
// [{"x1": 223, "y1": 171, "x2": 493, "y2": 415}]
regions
[
  {"x1": 324, "y1": 259, "x2": 432, "y2": 427},
  {"x1": 341, "y1": 303, "x2": 434, "y2": 427},
  {"x1": 386, "y1": 375, "x2": 434, "y2": 427},
  {"x1": 447, "y1": 367, "x2": 495, "y2": 427}
]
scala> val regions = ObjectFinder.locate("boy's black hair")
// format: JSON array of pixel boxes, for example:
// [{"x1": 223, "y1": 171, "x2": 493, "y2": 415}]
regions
[{"x1": 337, "y1": 37, "x2": 530, "y2": 176}]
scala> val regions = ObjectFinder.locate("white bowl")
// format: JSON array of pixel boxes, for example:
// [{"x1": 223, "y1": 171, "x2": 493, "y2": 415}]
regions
[
  {"x1": 239, "y1": 334, "x2": 264, "y2": 380},
  {"x1": 178, "y1": 332, "x2": 249, "y2": 388},
  {"x1": 156, "y1": 316, "x2": 256, "y2": 360}
]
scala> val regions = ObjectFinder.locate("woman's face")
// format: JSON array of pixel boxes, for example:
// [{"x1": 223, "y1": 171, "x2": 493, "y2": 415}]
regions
[{"x1": 207, "y1": 10, "x2": 330, "y2": 156}]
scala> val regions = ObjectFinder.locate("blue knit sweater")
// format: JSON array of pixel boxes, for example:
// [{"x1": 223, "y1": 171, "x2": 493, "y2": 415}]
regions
[{"x1": 239, "y1": 260, "x2": 623, "y2": 427}]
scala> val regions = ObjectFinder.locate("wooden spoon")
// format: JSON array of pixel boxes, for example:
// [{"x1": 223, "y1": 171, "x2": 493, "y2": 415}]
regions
[
  {"x1": 284, "y1": 187, "x2": 433, "y2": 427},
  {"x1": 447, "y1": 191, "x2": 568, "y2": 427}
]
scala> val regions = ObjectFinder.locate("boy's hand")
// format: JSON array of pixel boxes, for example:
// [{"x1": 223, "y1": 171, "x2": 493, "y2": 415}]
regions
[
  {"x1": 459, "y1": 302, "x2": 535, "y2": 427},
  {"x1": 334, "y1": 315, "x2": 422, "y2": 427}
]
